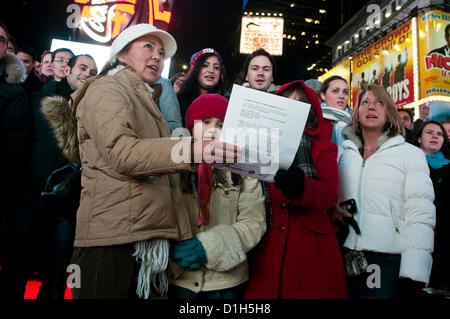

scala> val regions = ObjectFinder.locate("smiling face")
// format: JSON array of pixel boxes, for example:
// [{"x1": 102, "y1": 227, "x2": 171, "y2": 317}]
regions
[
  {"x1": 65, "y1": 55, "x2": 98, "y2": 90},
  {"x1": 197, "y1": 55, "x2": 220, "y2": 93},
  {"x1": 419, "y1": 123, "x2": 445, "y2": 155},
  {"x1": 246, "y1": 55, "x2": 273, "y2": 92},
  {"x1": 118, "y1": 34, "x2": 165, "y2": 85},
  {"x1": 358, "y1": 90, "x2": 387, "y2": 133},
  {"x1": 320, "y1": 79, "x2": 349, "y2": 110}
]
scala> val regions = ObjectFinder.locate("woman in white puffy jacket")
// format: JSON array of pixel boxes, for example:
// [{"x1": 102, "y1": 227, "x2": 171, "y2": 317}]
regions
[{"x1": 332, "y1": 84, "x2": 435, "y2": 299}]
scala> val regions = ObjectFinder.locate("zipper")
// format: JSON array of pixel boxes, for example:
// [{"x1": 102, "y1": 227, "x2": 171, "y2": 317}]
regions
[
  {"x1": 354, "y1": 158, "x2": 365, "y2": 248},
  {"x1": 389, "y1": 198, "x2": 400, "y2": 234}
]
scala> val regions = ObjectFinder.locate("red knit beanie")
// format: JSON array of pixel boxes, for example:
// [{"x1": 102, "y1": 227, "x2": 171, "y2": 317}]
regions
[{"x1": 185, "y1": 93, "x2": 228, "y2": 131}]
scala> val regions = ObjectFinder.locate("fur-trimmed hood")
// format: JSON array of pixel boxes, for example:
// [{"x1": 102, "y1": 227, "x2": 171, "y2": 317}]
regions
[
  {"x1": 0, "y1": 52, "x2": 26, "y2": 84},
  {"x1": 41, "y1": 95, "x2": 80, "y2": 162},
  {"x1": 342, "y1": 125, "x2": 393, "y2": 152}
]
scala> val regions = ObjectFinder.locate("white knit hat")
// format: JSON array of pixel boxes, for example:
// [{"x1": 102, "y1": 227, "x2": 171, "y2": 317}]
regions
[{"x1": 109, "y1": 24, "x2": 177, "y2": 63}]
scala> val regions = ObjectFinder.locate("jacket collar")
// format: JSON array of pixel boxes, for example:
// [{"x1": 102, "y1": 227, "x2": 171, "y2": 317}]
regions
[{"x1": 342, "y1": 125, "x2": 405, "y2": 153}]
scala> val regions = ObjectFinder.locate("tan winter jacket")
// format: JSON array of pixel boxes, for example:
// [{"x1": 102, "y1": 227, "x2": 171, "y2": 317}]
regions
[
  {"x1": 73, "y1": 66, "x2": 194, "y2": 247},
  {"x1": 168, "y1": 171, "x2": 266, "y2": 293}
]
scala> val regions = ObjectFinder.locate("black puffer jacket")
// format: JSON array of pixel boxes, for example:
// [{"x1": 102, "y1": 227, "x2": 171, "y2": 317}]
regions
[
  {"x1": 429, "y1": 162, "x2": 450, "y2": 290},
  {"x1": 0, "y1": 53, "x2": 32, "y2": 210}
]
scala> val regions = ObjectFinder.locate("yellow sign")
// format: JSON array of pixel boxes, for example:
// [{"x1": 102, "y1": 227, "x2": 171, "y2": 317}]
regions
[
  {"x1": 240, "y1": 16, "x2": 284, "y2": 56},
  {"x1": 319, "y1": 59, "x2": 351, "y2": 84},
  {"x1": 351, "y1": 21, "x2": 414, "y2": 108},
  {"x1": 418, "y1": 10, "x2": 450, "y2": 98}
]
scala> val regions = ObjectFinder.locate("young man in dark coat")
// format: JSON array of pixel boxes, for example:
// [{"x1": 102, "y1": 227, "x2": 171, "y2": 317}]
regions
[
  {"x1": 0, "y1": 22, "x2": 32, "y2": 298},
  {"x1": 0, "y1": 53, "x2": 97, "y2": 299}
]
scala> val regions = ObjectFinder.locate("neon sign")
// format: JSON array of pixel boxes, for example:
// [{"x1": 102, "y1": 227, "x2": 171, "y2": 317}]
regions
[{"x1": 66, "y1": 0, "x2": 173, "y2": 44}]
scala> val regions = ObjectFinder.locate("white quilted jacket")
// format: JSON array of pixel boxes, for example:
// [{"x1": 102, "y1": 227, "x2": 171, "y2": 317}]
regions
[{"x1": 338, "y1": 128, "x2": 435, "y2": 283}]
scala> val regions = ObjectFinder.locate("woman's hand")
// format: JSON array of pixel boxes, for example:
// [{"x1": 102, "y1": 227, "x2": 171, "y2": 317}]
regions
[
  {"x1": 329, "y1": 201, "x2": 353, "y2": 225},
  {"x1": 191, "y1": 138, "x2": 241, "y2": 164}
]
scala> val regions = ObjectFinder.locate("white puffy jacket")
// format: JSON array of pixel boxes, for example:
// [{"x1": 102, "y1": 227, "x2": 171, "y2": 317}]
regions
[{"x1": 338, "y1": 127, "x2": 435, "y2": 283}]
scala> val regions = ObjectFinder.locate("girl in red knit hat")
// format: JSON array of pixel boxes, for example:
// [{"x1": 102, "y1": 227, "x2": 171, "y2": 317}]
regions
[{"x1": 168, "y1": 93, "x2": 267, "y2": 299}]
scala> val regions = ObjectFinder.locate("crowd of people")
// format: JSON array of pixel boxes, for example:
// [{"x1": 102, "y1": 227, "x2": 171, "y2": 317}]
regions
[{"x1": 0, "y1": 21, "x2": 448, "y2": 300}]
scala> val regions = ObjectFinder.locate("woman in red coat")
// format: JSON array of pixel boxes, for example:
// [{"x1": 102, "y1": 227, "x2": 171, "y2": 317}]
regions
[{"x1": 244, "y1": 81, "x2": 348, "y2": 299}]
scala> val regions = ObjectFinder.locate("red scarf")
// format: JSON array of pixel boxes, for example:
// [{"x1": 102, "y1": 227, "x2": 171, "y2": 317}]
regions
[{"x1": 197, "y1": 163, "x2": 213, "y2": 227}]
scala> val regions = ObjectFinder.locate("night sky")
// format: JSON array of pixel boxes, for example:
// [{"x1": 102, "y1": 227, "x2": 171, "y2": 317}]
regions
[{"x1": 1, "y1": 0, "x2": 370, "y2": 85}]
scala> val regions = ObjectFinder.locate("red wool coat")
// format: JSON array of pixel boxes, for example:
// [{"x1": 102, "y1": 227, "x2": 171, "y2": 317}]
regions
[{"x1": 244, "y1": 81, "x2": 348, "y2": 299}]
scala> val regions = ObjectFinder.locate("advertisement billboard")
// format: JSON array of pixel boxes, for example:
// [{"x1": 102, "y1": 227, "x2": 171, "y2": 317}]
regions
[
  {"x1": 66, "y1": 0, "x2": 174, "y2": 44},
  {"x1": 351, "y1": 21, "x2": 414, "y2": 108},
  {"x1": 418, "y1": 10, "x2": 450, "y2": 98},
  {"x1": 319, "y1": 58, "x2": 351, "y2": 85},
  {"x1": 240, "y1": 16, "x2": 284, "y2": 56}
]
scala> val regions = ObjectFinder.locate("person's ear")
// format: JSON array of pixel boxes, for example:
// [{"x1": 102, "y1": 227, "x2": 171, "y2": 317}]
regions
[
  {"x1": 117, "y1": 53, "x2": 128, "y2": 66},
  {"x1": 63, "y1": 65, "x2": 71, "y2": 77},
  {"x1": 319, "y1": 91, "x2": 326, "y2": 102},
  {"x1": 418, "y1": 137, "x2": 422, "y2": 145}
]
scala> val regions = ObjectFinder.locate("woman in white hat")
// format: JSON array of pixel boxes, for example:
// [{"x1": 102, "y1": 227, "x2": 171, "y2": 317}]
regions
[{"x1": 69, "y1": 24, "x2": 238, "y2": 299}]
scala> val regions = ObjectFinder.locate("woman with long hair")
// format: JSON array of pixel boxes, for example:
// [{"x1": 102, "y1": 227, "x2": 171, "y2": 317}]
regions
[{"x1": 177, "y1": 48, "x2": 229, "y2": 125}]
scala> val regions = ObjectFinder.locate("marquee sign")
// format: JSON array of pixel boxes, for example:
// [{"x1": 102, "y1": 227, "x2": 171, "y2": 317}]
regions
[{"x1": 66, "y1": 0, "x2": 173, "y2": 44}]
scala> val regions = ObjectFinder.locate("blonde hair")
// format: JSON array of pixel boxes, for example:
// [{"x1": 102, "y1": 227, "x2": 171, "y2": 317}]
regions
[{"x1": 352, "y1": 84, "x2": 405, "y2": 137}]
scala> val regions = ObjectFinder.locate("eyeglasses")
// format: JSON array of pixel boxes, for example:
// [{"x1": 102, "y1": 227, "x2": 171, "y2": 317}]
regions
[
  {"x1": 360, "y1": 99, "x2": 383, "y2": 108},
  {"x1": 53, "y1": 57, "x2": 70, "y2": 64}
]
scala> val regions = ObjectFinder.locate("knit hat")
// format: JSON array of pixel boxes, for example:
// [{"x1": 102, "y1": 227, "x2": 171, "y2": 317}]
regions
[
  {"x1": 109, "y1": 24, "x2": 177, "y2": 63},
  {"x1": 189, "y1": 48, "x2": 223, "y2": 67},
  {"x1": 304, "y1": 79, "x2": 322, "y2": 95},
  {"x1": 185, "y1": 93, "x2": 228, "y2": 131}
]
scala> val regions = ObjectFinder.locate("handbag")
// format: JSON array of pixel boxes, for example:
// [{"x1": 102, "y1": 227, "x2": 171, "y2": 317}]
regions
[{"x1": 41, "y1": 162, "x2": 82, "y2": 201}]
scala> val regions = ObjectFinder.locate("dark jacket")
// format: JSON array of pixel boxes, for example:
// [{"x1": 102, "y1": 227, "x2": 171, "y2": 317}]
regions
[
  {"x1": 0, "y1": 53, "x2": 32, "y2": 208},
  {"x1": 429, "y1": 162, "x2": 450, "y2": 290},
  {"x1": 22, "y1": 70, "x2": 43, "y2": 96},
  {"x1": 26, "y1": 78, "x2": 74, "y2": 194}
]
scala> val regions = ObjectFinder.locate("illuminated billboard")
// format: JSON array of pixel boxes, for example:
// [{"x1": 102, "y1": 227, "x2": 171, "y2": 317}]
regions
[
  {"x1": 351, "y1": 21, "x2": 414, "y2": 108},
  {"x1": 66, "y1": 0, "x2": 174, "y2": 44},
  {"x1": 418, "y1": 10, "x2": 450, "y2": 98},
  {"x1": 240, "y1": 16, "x2": 284, "y2": 56}
]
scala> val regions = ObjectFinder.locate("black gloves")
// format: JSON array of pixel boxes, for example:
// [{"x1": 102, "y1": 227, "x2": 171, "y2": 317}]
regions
[
  {"x1": 399, "y1": 278, "x2": 426, "y2": 298},
  {"x1": 274, "y1": 166, "x2": 305, "y2": 200}
]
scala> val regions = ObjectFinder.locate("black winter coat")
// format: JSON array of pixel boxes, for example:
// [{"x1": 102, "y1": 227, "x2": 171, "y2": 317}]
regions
[
  {"x1": 0, "y1": 53, "x2": 32, "y2": 210},
  {"x1": 26, "y1": 78, "x2": 74, "y2": 194},
  {"x1": 429, "y1": 163, "x2": 450, "y2": 290}
]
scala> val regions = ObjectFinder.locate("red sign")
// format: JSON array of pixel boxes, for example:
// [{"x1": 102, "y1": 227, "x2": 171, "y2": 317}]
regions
[{"x1": 67, "y1": 0, "x2": 173, "y2": 44}]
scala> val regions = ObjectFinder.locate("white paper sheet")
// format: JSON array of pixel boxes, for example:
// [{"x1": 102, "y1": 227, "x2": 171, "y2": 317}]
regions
[{"x1": 213, "y1": 84, "x2": 311, "y2": 182}]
